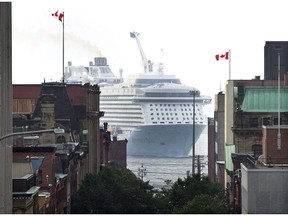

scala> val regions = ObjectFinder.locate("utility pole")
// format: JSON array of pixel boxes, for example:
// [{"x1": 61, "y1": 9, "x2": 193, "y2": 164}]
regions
[
  {"x1": 189, "y1": 90, "x2": 196, "y2": 175},
  {"x1": 138, "y1": 164, "x2": 147, "y2": 181}
]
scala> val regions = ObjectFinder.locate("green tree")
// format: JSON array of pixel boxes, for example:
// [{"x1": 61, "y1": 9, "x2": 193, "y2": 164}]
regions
[
  {"x1": 178, "y1": 194, "x2": 230, "y2": 214},
  {"x1": 162, "y1": 174, "x2": 230, "y2": 213},
  {"x1": 72, "y1": 165, "x2": 157, "y2": 214}
]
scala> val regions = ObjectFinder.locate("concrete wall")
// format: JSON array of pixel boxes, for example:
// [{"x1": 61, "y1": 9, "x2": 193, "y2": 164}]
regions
[
  {"x1": 0, "y1": 2, "x2": 12, "y2": 214},
  {"x1": 225, "y1": 80, "x2": 235, "y2": 145},
  {"x1": 241, "y1": 164, "x2": 288, "y2": 214}
]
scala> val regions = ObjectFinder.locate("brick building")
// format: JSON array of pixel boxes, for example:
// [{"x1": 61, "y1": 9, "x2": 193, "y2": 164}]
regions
[{"x1": 12, "y1": 82, "x2": 127, "y2": 212}]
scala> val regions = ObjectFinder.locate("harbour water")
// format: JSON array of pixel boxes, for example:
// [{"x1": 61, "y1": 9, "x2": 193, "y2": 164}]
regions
[{"x1": 127, "y1": 127, "x2": 208, "y2": 190}]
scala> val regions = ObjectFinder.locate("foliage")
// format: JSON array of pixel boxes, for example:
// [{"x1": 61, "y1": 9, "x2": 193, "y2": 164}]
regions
[
  {"x1": 162, "y1": 173, "x2": 230, "y2": 213},
  {"x1": 72, "y1": 165, "x2": 157, "y2": 214},
  {"x1": 177, "y1": 194, "x2": 230, "y2": 214},
  {"x1": 72, "y1": 168, "x2": 230, "y2": 214}
]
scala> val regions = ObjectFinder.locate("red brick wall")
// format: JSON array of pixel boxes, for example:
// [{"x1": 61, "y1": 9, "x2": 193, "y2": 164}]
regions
[{"x1": 262, "y1": 127, "x2": 288, "y2": 164}]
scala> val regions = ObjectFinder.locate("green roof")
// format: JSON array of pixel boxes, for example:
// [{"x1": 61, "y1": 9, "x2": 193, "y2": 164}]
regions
[{"x1": 241, "y1": 86, "x2": 288, "y2": 112}]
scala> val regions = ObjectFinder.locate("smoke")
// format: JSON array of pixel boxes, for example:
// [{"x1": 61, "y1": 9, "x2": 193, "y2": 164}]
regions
[
  {"x1": 65, "y1": 32, "x2": 103, "y2": 65},
  {"x1": 13, "y1": 28, "x2": 103, "y2": 83}
]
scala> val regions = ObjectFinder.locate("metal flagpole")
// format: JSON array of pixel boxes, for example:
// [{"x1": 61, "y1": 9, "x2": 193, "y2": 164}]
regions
[
  {"x1": 62, "y1": 12, "x2": 65, "y2": 83},
  {"x1": 277, "y1": 52, "x2": 281, "y2": 150},
  {"x1": 229, "y1": 49, "x2": 231, "y2": 80}
]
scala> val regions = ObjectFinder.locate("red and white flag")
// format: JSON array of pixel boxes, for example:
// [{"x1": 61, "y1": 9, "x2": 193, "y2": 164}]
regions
[
  {"x1": 52, "y1": 10, "x2": 64, "y2": 22},
  {"x1": 215, "y1": 51, "x2": 229, "y2": 61}
]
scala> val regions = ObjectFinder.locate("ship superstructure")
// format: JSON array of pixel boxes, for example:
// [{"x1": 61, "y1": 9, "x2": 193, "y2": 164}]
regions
[
  {"x1": 64, "y1": 56, "x2": 123, "y2": 85},
  {"x1": 99, "y1": 32, "x2": 211, "y2": 157}
]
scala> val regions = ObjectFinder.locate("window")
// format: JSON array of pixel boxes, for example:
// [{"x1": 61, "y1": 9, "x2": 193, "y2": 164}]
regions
[
  {"x1": 38, "y1": 170, "x2": 43, "y2": 184},
  {"x1": 249, "y1": 117, "x2": 258, "y2": 128},
  {"x1": 262, "y1": 117, "x2": 271, "y2": 126},
  {"x1": 273, "y1": 117, "x2": 282, "y2": 125}
]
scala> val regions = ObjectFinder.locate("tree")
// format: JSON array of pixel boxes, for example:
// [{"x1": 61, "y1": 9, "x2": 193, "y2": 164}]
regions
[
  {"x1": 72, "y1": 165, "x2": 157, "y2": 214},
  {"x1": 162, "y1": 174, "x2": 230, "y2": 213},
  {"x1": 178, "y1": 194, "x2": 230, "y2": 214}
]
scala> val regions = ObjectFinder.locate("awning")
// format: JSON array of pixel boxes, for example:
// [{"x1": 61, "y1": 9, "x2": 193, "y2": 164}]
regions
[{"x1": 225, "y1": 144, "x2": 235, "y2": 171}]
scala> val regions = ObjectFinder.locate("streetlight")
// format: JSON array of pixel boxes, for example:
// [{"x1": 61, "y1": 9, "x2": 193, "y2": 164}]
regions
[
  {"x1": 189, "y1": 90, "x2": 196, "y2": 175},
  {"x1": 0, "y1": 127, "x2": 65, "y2": 142}
]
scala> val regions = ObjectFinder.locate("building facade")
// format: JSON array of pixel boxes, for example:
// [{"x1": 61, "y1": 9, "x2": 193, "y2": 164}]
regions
[{"x1": 0, "y1": 2, "x2": 12, "y2": 213}]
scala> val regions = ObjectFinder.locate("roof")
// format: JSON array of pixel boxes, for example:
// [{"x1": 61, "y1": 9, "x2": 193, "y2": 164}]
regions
[
  {"x1": 30, "y1": 157, "x2": 45, "y2": 173},
  {"x1": 13, "y1": 186, "x2": 40, "y2": 196},
  {"x1": 241, "y1": 86, "x2": 288, "y2": 112}
]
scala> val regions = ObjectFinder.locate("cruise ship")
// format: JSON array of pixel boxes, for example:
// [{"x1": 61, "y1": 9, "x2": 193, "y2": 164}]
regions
[
  {"x1": 64, "y1": 56, "x2": 124, "y2": 85},
  {"x1": 65, "y1": 32, "x2": 211, "y2": 157}
]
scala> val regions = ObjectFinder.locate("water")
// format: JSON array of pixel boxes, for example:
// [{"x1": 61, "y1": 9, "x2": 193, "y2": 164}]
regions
[{"x1": 127, "y1": 127, "x2": 208, "y2": 190}]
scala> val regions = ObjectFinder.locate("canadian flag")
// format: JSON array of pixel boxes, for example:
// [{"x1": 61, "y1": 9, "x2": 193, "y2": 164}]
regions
[
  {"x1": 52, "y1": 10, "x2": 64, "y2": 22},
  {"x1": 215, "y1": 51, "x2": 229, "y2": 61}
]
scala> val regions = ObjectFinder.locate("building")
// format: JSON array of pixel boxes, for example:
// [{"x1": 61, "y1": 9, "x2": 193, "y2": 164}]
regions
[
  {"x1": 264, "y1": 41, "x2": 288, "y2": 80},
  {"x1": 208, "y1": 91, "x2": 225, "y2": 188},
  {"x1": 211, "y1": 73, "x2": 288, "y2": 213},
  {"x1": 12, "y1": 161, "x2": 40, "y2": 214},
  {"x1": 13, "y1": 145, "x2": 69, "y2": 213},
  {"x1": 241, "y1": 126, "x2": 288, "y2": 213}
]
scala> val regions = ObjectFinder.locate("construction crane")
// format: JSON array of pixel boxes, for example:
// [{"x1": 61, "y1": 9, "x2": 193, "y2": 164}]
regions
[{"x1": 130, "y1": 31, "x2": 153, "y2": 73}]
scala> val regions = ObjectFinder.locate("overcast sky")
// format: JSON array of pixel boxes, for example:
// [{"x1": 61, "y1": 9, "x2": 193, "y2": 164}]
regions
[{"x1": 11, "y1": 0, "x2": 288, "y2": 116}]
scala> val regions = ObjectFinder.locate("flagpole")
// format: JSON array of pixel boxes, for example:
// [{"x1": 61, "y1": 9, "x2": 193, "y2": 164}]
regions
[
  {"x1": 277, "y1": 52, "x2": 281, "y2": 150},
  {"x1": 62, "y1": 12, "x2": 64, "y2": 83},
  {"x1": 229, "y1": 49, "x2": 231, "y2": 80}
]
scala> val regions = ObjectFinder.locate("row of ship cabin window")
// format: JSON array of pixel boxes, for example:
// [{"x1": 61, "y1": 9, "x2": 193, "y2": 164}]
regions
[
  {"x1": 151, "y1": 117, "x2": 203, "y2": 121},
  {"x1": 150, "y1": 108, "x2": 201, "y2": 112},
  {"x1": 149, "y1": 103, "x2": 199, "y2": 107},
  {"x1": 150, "y1": 113, "x2": 202, "y2": 117}
]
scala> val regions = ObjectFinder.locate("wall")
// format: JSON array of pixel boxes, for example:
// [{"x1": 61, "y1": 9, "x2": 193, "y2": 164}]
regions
[
  {"x1": 0, "y1": 2, "x2": 12, "y2": 213},
  {"x1": 241, "y1": 163, "x2": 288, "y2": 214}
]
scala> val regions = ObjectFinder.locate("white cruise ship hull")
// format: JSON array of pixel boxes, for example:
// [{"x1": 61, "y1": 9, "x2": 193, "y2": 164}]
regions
[{"x1": 127, "y1": 123, "x2": 206, "y2": 157}]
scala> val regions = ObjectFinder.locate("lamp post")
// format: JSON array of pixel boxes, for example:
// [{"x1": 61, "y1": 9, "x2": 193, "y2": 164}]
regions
[
  {"x1": 189, "y1": 90, "x2": 196, "y2": 175},
  {"x1": 0, "y1": 127, "x2": 65, "y2": 213},
  {"x1": 0, "y1": 127, "x2": 65, "y2": 142},
  {"x1": 277, "y1": 52, "x2": 281, "y2": 150}
]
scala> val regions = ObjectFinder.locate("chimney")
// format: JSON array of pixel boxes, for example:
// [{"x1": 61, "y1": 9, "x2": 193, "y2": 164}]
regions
[
  {"x1": 104, "y1": 122, "x2": 108, "y2": 131},
  {"x1": 113, "y1": 135, "x2": 117, "y2": 142}
]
